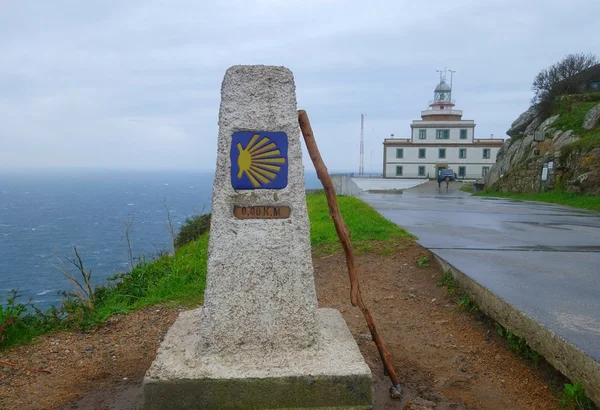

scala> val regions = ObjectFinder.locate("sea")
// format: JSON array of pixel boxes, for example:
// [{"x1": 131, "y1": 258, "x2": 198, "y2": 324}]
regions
[{"x1": 0, "y1": 169, "x2": 322, "y2": 309}]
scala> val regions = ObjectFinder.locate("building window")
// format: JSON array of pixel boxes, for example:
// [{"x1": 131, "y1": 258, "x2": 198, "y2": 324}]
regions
[
  {"x1": 438, "y1": 148, "x2": 446, "y2": 159},
  {"x1": 483, "y1": 148, "x2": 491, "y2": 159},
  {"x1": 396, "y1": 148, "x2": 404, "y2": 159},
  {"x1": 396, "y1": 166, "x2": 403, "y2": 176},
  {"x1": 418, "y1": 129, "x2": 426, "y2": 139},
  {"x1": 418, "y1": 166, "x2": 425, "y2": 177},
  {"x1": 459, "y1": 148, "x2": 467, "y2": 159},
  {"x1": 460, "y1": 129, "x2": 468, "y2": 139},
  {"x1": 436, "y1": 129, "x2": 450, "y2": 139},
  {"x1": 458, "y1": 166, "x2": 466, "y2": 178},
  {"x1": 482, "y1": 166, "x2": 490, "y2": 177},
  {"x1": 418, "y1": 148, "x2": 426, "y2": 159}
]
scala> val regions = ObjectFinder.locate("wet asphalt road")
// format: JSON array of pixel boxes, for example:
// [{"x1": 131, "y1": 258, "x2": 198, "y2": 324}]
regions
[{"x1": 362, "y1": 181, "x2": 600, "y2": 362}]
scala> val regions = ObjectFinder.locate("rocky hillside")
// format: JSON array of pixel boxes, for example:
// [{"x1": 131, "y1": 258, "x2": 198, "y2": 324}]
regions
[{"x1": 484, "y1": 93, "x2": 600, "y2": 194}]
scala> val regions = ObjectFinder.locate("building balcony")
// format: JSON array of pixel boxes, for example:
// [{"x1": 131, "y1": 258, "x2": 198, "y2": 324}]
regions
[
  {"x1": 421, "y1": 109, "x2": 463, "y2": 117},
  {"x1": 411, "y1": 119, "x2": 474, "y2": 127}
]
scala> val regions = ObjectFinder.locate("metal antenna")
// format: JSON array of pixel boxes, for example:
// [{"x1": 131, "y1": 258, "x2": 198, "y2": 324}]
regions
[
  {"x1": 449, "y1": 69, "x2": 456, "y2": 102},
  {"x1": 359, "y1": 114, "x2": 364, "y2": 175}
]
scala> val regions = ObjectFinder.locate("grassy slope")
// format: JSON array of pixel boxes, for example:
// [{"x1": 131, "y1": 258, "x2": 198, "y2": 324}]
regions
[
  {"x1": 552, "y1": 93, "x2": 600, "y2": 157},
  {"x1": 475, "y1": 191, "x2": 600, "y2": 212},
  {"x1": 306, "y1": 193, "x2": 413, "y2": 254},
  {"x1": 1, "y1": 193, "x2": 410, "y2": 349},
  {"x1": 93, "y1": 236, "x2": 209, "y2": 321}
]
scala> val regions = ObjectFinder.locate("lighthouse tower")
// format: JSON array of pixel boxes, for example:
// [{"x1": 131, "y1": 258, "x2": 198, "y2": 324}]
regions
[
  {"x1": 382, "y1": 70, "x2": 503, "y2": 180},
  {"x1": 421, "y1": 76, "x2": 463, "y2": 121}
]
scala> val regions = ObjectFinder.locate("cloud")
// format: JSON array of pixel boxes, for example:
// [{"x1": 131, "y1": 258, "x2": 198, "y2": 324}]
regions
[{"x1": 1, "y1": 0, "x2": 599, "y2": 171}]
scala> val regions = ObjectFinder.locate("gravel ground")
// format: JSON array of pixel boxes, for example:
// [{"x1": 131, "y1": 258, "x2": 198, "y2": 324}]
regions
[{"x1": 0, "y1": 240, "x2": 564, "y2": 409}]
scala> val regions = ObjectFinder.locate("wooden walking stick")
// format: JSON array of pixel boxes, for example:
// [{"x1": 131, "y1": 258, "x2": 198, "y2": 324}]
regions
[{"x1": 298, "y1": 109, "x2": 403, "y2": 398}]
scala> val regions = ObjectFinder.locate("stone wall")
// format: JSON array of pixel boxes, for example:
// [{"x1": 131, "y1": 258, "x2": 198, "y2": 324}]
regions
[
  {"x1": 562, "y1": 147, "x2": 600, "y2": 195},
  {"x1": 493, "y1": 153, "x2": 556, "y2": 193}
]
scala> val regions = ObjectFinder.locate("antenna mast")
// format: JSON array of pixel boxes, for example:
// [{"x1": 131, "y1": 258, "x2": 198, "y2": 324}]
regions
[
  {"x1": 359, "y1": 114, "x2": 365, "y2": 175},
  {"x1": 449, "y1": 69, "x2": 456, "y2": 102}
]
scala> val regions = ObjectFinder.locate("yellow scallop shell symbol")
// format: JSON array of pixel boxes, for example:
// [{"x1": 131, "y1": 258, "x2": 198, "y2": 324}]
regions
[{"x1": 236, "y1": 134, "x2": 286, "y2": 188}]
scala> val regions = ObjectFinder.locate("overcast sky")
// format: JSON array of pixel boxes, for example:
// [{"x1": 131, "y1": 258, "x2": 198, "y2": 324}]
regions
[{"x1": 1, "y1": 0, "x2": 598, "y2": 172}]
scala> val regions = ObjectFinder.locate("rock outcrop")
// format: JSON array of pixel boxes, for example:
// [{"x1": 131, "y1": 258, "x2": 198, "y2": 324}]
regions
[
  {"x1": 583, "y1": 103, "x2": 600, "y2": 130},
  {"x1": 484, "y1": 101, "x2": 600, "y2": 195},
  {"x1": 506, "y1": 106, "x2": 538, "y2": 138}
]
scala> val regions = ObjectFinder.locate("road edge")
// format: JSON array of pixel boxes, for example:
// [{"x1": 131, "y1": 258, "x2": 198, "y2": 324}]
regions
[{"x1": 433, "y1": 254, "x2": 600, "y2": 407}]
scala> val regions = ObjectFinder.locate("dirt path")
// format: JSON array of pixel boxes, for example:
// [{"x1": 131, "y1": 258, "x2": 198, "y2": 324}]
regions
[
  {"x1": 0, "y1": 241, "x2": 564, "y2": 409},
  {"x1": 316, "y1": 240, "x2": 563, "y2": 409}
]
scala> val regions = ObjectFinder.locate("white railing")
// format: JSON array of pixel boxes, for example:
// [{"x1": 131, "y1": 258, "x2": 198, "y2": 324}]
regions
[{"x1": 421, "y1": 109, "x2": 463, "y2": 116}]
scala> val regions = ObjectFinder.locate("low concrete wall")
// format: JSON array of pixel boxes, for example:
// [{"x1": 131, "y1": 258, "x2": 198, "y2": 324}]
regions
[
  {"x1": 331, "y1": 175, "x2": 363, "y2": 196},
  {"x1": 434, "y1": 255, "x2": 600, "y2": 407}
]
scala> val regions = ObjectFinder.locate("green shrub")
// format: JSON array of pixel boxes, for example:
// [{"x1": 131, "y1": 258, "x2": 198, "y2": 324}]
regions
[
  {"x1": 417, "y1": 255, "x2": 430, "y2": 268},
  {"x1": 494, "y1": 323, "x2": 542, "y2": 367},
  {"x1": 437, "y1": 269, "x2": 456, "y2": 295},
  {"x1": 0, "y1": 290, "x2": 75, "y2": 348},
  {"x1": 560, "y1": 381, "x2": 597, "y2": 410},
  {"x1": 175, "y1": 213, "x2": 211, "y2": 249},
  {"x1": 457, "y1": 296, "x2": 479, "y2": 312}
]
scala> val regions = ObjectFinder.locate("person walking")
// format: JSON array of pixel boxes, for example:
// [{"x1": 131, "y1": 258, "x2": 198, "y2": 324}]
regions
[{"x1": 438, "y1": 172, "x2": 450, "y2": 190}]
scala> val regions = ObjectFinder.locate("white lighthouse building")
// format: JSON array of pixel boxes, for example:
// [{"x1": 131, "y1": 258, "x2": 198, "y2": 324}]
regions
[{"x1": 383, "y1": 74, "x2": 502, "y2": 180}]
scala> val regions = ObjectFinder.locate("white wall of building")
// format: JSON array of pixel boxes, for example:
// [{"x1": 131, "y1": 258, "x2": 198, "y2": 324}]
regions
[
  {"x1": 384, "y1": 145, "x2": 499, "y2": 180},
  {"x1": 386, "y1": 146, "x2": 499, "y2": 163},
  {"x1": 410, "y1": 122, "x2": 475, "y2": 143},
  {"x1": 384, "y1": 163, "x2": 494, "y2": 180}
]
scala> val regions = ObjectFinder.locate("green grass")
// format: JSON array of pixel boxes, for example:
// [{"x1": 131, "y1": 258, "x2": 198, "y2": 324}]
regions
[
  {"x1": 0, "y1": 237, "x2": 210, "y2": 349},
  {"x1": 553, "y1": 97, "x2": 600, "y2": 135},
  {"x1": 459, "y1": 183, "x2": 473, "y2": 193},
  {"x1": 306, "y1": 192, "x2": 413, "y2": 254},
  {"x1": 475, "y1": 191, "x2": 600, "y2": 212},
  {"x1": 1, "y1": 193, "x2": 411, "y2": 349},
  {"x1": 92, "y1": 236, "x2": 209, "y2": 322}
]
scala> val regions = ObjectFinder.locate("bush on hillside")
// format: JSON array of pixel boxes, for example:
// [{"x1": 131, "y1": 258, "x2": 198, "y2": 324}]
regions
[
  {"x1": 175, "y1": 213, "x2": 211, "y2": 248},
  {"x1": 531, "y1": 53, "x2": 599, "y2": 118}
]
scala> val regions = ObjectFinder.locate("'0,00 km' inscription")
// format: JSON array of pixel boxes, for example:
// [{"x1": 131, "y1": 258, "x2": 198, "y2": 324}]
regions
[{"x1": 233, "y1": 205, "x2": 291, "y2": 219}]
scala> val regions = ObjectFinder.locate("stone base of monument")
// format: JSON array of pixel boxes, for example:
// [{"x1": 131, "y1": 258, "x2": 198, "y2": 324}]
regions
[{"x1": 143, "y1": 308, "x2": 373, "y2": 409}]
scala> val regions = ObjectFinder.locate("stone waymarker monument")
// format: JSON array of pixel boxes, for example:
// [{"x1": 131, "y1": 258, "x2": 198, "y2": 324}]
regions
[{"x1": 143, "y1": 65, "x2": 372, "y2": 409}]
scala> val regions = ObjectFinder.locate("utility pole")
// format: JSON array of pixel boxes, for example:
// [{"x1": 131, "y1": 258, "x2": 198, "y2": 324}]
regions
[{"x1": 359, "y1": 114, "x2": 364, "y2": 175}]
